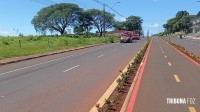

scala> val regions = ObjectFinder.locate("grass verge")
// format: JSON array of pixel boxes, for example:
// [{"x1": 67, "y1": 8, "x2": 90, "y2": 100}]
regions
[{"x1": 0, "y1": 35, "x2": 119, "y2": 60}]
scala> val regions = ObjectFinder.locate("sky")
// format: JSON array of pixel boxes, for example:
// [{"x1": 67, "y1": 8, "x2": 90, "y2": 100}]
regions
[{"x1": 0, "y1": 0, "x2": 199, "y2": 36}]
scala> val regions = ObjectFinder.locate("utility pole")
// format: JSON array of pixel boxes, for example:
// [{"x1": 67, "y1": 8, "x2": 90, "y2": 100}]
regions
[
  {"x1": 147, "y1": 30, "x2": 149, "y2": 41},
  {"x1": 103, "y1": 4, "x2": 106, "y2": 38}
]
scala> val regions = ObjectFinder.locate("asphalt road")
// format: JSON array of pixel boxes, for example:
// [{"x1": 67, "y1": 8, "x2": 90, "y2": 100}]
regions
[
  {"x1": 132, "y1": 37, "x2": 200, "y2": 112},
  {"x1": 166, "y1": 37, "x2": 200, "y2": 57},
  {"x1": 0, "y1": 38, "x2": 146, "y2": 112}
]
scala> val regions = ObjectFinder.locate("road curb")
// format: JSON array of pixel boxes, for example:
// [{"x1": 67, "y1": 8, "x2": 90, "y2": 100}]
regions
[
  {"x1": 0, "y1": 42, "x2": 116, "y2": 66},
  {"x1": 89, "y1": 41, "x2": 148, "y2": 112}
]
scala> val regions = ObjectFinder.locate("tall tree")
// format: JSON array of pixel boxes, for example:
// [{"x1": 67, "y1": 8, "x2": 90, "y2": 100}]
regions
[
  {"x1": 125, "y1": 16, "x2": 143, "y2": 34},
  {"x1": 113, "y1": 21, "x2": 126, "y2": 30},
  {"x1": 76, "y1": 11, "x2": 93, "y2": 33},
  {"x1": 32, "y1": 3, "x2": 82, "y2": 35},
  {"x1": 163, "y1": 11, "x2": 192, "y2": 34},
  {"x1": 176, "y1": 11, "x2": 189, "y2": 19},
  {"x1": 86, "y1": 9, "x2": 115, "y2": 37}
]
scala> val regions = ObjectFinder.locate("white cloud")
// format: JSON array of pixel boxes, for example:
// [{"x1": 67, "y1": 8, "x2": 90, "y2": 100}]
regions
[
  {"x1": 143, "y1": 23, "x2": 164, "y2": 35},
  {"x1": 0, "y1": 30, "x2": 10, "y2": 36},
  {"x1": 115, "y1": 17, "x2": 126, "y2": 22},
  {"x1": 145, "y1": 23, "x2": 160, "y2": 28}
]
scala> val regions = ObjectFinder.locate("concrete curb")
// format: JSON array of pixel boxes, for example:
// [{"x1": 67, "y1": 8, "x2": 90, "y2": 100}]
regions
[
  {"x1": 0, "y1": 43, "x2": 108, "y2": 66},
  {"x1": 89, "y1": 42, "x2": 148, "y2": 112}
]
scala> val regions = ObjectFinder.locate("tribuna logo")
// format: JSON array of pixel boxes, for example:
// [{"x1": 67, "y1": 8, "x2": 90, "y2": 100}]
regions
[{"x1": 166, "y1": 98, "x2": 195, "y2": 105}]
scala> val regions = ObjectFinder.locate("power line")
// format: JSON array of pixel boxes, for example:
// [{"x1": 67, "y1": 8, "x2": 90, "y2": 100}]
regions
[{"x1": 90, "y1": 0, "x2": 126, "y2": 18}]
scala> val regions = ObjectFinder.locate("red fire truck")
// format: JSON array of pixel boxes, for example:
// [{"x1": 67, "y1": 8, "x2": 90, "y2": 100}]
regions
[{"x1": 120, "y1": 31, "x2": 133, "y2": 43}]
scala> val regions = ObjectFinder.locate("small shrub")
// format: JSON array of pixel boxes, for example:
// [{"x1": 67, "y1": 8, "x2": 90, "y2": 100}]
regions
[
  {"x1": 105, "y1": 99, "x2": 112, "y2": 109},
  {"x1": 116, "y1": 78, "x2": 123, "y2": 85},
  {"x1": 3, "y1": 41, "x2": 9, "y2": 45},
  {"x1": 117, "y1": 85, "x2": 124, "y2": 92},
  {"x1": 108, "y1": 36, "x2": 114, "y2": 43}
]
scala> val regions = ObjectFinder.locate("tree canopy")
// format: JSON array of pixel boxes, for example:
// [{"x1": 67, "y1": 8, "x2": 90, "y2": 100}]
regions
[
  {"x1": 163, "y1": 11, "x2": 192, "y2": 34},
  {"x1": 32, "y1": 3, "x2": 144, "y2": 36},
  {"x1": 113, "y1": 16, "x2": 143, "y2": 35},
  {"x1": 113, "y1": 21, "x2": 126, "y2": 30},
  {"x1": 32, "y1": 3, "x2": 82, "y2": 35},
  {"x1": 125, "y1": 16, "x2": 143, "y2": 34},
  {"x1": 85, "y1": 9, "x2": 115, "y2": 36}
]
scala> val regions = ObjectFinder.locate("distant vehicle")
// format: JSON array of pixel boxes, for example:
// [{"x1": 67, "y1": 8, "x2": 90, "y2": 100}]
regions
[
  {"x1": 120, "y1": 31, "x2": 133, "y2": 43},
  {"x1": 133, "y1": 34, "x2": 140, "y2": 40}
]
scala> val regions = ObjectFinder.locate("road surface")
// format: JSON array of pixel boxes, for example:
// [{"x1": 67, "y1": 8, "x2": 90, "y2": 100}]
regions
[
  {"x1": 167, "y1": 37, "x2": 200, "y2": 57},
  {"x1": 0, "y1": 39, "x2": 146, "y2": 112},
  {"x1": 132, "y1": 37, "x2": 200, "y2": 112}
]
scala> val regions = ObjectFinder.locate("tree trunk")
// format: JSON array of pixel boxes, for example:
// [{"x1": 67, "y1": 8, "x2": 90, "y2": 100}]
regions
[
  {"x1": 99, "y1": 32, "x2": 103, "y2": 37},
  {"x1": 60, "y1": 29, "x2": 65, "y2": 35}
]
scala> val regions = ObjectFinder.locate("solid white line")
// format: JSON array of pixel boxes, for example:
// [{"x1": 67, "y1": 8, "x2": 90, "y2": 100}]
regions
[
  {"x1": 0, "y1": 46, "x2": 108, "y2": 76},
  {"x1": 98, "y1": 54, "x2": 105, "y2": 58},
  {"x1": 168, "y1": 62, "x2": 172, "y2": 67},
  {"x1": 113, "y1": 49, "x2": 118, "y2": 52},
  {"x1": 63, "y1": 65, "x2": 80, "y2": 72}
]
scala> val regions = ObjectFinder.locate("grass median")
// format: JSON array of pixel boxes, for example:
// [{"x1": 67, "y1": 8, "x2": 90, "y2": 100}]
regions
[{"x1": 0, "y1": 35, "x2": 119, "y2": 60}]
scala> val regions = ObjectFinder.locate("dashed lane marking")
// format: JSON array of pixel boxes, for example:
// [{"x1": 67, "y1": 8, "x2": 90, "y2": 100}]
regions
[
  {"x1": 113, "y1": 49, "x2": 118, "y2": 52},
  {"x1": 63, "y1": 65, "x2": 80, "y2": 72},
  {"x1": 165, "y1": 55, "x2": 167, "y2": 58},
  {"x1": 168, "y1": 62, "x2": 172, "y2": 67},
  {"x1": 98, "y1": 54, "x2": 105, "y2": 58},
  {"x1": 188, "y1": 107, "x2": 196, "y2": 112},
  {"x1": 174, "y1": 74, "x2": 181, "y2": 83}
]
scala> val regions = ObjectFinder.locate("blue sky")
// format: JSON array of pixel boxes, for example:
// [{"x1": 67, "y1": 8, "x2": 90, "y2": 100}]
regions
[{"x1": 0, "y1": 0, "x2": 199, "y2": 36}]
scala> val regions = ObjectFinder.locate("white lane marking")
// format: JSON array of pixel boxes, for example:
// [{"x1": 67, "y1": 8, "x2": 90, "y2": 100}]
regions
[
  {"x1": 165, "y1": 55, "x2": 167, "y2": 58},
  {"x1": 0, "y1": 46, "x2": 109, "y2": 76},
  {"x1": 174, "y1": 74, "x2": 181, "y2": 83},
  {"x1": 98, "y1": 54, "x2": 105, "y2": 58},
  {"x1": 188, "y1": 107, "x2": 196, "y2": 112},
  {"x1": 162, "y1": 51, "x2": 165, "y2": 54},
  {"x1": 63, "y1": 65, "x2": 80, "y2": 72},
  {"x1": 168, "y1": 62, "x2": 172, "y2": 67},
  {"x1": 1, "y1": 96, "x2": 5, "y2": 98},
  {"x1": 113, "y1": 49, "x2": 118, "y2": 52}
]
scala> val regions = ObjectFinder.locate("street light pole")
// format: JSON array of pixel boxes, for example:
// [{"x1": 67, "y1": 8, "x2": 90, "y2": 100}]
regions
[
  {"x1": 103, "y1": 4, "x2": 106, "y2": 37},
  {"x1": 103, "y1": 2, "x2": 120, "y2": 38}
]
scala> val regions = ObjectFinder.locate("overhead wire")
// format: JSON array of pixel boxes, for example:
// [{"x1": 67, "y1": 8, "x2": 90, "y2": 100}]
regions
[{"x1": 90, "y1": 0, "x2": 126, "y2": 18}]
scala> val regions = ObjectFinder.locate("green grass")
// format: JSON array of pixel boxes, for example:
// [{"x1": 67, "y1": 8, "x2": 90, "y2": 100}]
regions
[{"x1": 0, "y1": 35, "x2": 119, "y2": 60}]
